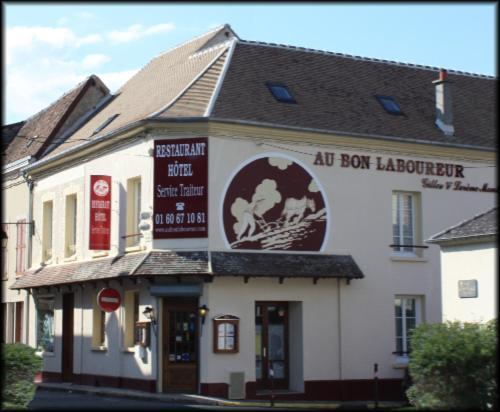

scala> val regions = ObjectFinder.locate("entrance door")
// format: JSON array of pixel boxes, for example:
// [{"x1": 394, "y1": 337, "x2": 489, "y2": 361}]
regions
[
  {"x1": 61, "y1": 293, "x2": 74, "y2": 382},
  {"x1": 15, "y1": 302, "x2": 23, "y2": 343},
  {"x1": 255, "y1": 302, "x2": 289, "y2": 390},
  {"x1": 162, "y1": 298, "x2": 198, "y2": 393}
]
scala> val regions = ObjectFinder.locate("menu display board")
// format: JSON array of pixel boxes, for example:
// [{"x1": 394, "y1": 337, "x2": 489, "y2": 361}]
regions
[
  {"x1": 89, "y1": 175, "x2": 112, "y2": 250},
  {"x1": 153, "y1": 138, "x2": 208, "y2": 239}
]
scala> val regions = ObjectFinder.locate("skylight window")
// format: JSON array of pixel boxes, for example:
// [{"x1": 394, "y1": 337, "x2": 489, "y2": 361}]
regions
[
  {"x1": 266, "y1": 82, "x2": 296, "y2": 104},
  {"x1": 92, "y1": 114, "x2": 120, "y2": 135},
  {"x1": 375, "y1": 95, "x2": 402, "y2": 115}
]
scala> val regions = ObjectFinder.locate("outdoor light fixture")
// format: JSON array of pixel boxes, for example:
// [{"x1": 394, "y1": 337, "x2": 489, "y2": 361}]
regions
[
  {"x1": 198, "y1": 305, "x2": 209, "y2": 324},
  {"x1": 143, "y1": 306, "x2": 156, "y2": 324}
]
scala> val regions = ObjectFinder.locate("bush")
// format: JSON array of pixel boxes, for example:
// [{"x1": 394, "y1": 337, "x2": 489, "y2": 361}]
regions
[
  {"x1": 407, "y1": 319, "x2": 497, "y2": 410},
  {"x1": 2, "y1": 343, "x2": 42, "y2": 408}
]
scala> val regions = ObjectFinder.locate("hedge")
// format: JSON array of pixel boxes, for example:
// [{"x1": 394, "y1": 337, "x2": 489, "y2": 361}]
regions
[{"x1": 406, "y1": 319, "x2": 497, "y2": 410}]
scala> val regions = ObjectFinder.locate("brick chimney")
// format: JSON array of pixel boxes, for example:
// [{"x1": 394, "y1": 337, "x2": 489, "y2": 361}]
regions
[{"x1": 433, "y1": 69, "x2": 454, "y2": 136}]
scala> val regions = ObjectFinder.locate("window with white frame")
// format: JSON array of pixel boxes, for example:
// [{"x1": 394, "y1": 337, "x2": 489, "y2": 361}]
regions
[
  {"x1": 42, "y1": 201, "x2": 53, "y2": 262},
  {"x1": 126, "y1": 177, "x2": 142, "y2": 248},
  {"x1": 36, "y1": 296, "x2": 55, "y2": 352},
  {"x1": 392, "y1": 192, "x2": 421, "y2": 255},
  {"x1": 64, "y1": 194, "x2": 77, "y2": 258},
  {"x1": 123, "y1": 290, "x2": 139, "y2": 348},
  {"x1": 394, "y1": 296, "x2": 422, "y2": 354},
  {"x1": 92, "y1": 295, "x2": 106, "y2": 348}
]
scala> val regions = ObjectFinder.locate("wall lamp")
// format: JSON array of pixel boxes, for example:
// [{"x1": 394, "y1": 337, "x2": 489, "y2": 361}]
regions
[
  {"x1": 143, "y1": 306, "x2": 156, "y2": 324},
  {"x1": 198, "y1": 305, "x2": 209, "y2": 325}
]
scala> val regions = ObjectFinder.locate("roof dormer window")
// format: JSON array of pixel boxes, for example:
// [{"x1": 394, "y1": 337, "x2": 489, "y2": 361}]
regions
[
  {"x1": 375, "y1": 95, "x2": 402, "y2": 115},
  {"x1": 267, "y1": 82, "x2": 296, "y2": 104}
]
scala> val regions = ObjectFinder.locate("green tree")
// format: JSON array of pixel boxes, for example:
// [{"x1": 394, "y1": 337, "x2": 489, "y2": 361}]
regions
[
  {"x1": 2, "y1": 343, "x2": 42, "y2": 408},
  {"x1": 407, "y1": 319, "x2": 497, "y2": 410}
]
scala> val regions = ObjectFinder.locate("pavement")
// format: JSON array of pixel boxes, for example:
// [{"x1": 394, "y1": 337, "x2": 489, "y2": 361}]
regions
[{"x1": 32, "y1": 382, "x2": 408, "y2": 410}]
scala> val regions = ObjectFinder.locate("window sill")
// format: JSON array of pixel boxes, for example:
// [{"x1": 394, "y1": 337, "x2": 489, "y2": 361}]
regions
[
  {"x1": 390, "y1": 255, "x2": 427, "y2": 263},
  {"x1": 122, "y1": 347, "x2": 136, "y2": 353},
  {"x1": 92, "y1": 251, "x2": 109, "y2": 259},
  {"x1": 91, "y1": 346, "x2": 108, "y2": 352},
  {"x1": 37, "y1": 351, "x2": 55, "y2": 357},
  {"x1": 125, "y1": 245, "x2": 143, "y2": 253},
  {"x1": 63, "y1": 255, "x2": 77, "y2": 263},
  {"x1": 392, "y1": 354, "x2": 409, "y2": 369}
]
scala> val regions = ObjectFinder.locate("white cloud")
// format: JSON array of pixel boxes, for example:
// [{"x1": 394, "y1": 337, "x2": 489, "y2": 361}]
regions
[
  {"x1": 76, "y1": 33, "x2": 103, "y2": 47},
  {"x1": 81, "y1": 54, "x2": 111, "y2": 69},
  {"x1": 98, "y1": 68, "x2": 139, "y2": 92},
  {"x1": 108, "y1": 23, "x2": 175, "y2": 43}
]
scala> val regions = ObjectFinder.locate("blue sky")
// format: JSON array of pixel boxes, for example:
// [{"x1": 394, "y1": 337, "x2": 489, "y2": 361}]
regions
[{"x1": 4, "y1": 3, "x2": 496, "y2": 124}]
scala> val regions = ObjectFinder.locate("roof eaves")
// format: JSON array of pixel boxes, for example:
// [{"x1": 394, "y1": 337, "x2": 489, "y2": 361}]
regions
[
  {"x1": 426, "y1": 232, "x2": 497, "y2": 245},
  {"x1": 209, "y1": 117, "x2": 496, "y2": 152},
  {"x1": 204, "y1": 38, "x2": 238, "y2": 117}
]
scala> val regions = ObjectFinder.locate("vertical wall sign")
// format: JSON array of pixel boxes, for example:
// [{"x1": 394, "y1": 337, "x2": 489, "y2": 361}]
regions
[
  {"x1": 154, "y1": 137, "x2": 208, "y2": 239},
  {"x1": 89, "y1": 175, "x2": 112, "y2": 250},
  {"x1": 221, "y1": 153, "x2": 329, "y2": 251}
]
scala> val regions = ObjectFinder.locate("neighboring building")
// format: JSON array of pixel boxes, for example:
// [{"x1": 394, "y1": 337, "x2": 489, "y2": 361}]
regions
[
  {"x1": 9, "y1": 25, "x2": 496, "y2": 401},
  {"x1": 2, "y1": 75, "x2": 110, "y2": 345},
  {"x1": 427, "y1": 207, "x2": 497, "y2": 323}
]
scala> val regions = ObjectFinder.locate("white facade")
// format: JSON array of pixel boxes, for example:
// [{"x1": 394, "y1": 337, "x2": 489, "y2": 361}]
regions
[{"x1": 17, "y1": 124, "x2": 496, "y2": 399}]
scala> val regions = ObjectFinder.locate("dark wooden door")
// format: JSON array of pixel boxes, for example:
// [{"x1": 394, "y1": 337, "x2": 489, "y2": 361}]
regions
[
  {"x1": 256, "y1": 302, "x2": 289, "y2": 390},
  {"x1": 163, "y1": 298, "x2": 198, "y2": 393},
  {"x1": 15, "y1": 302, "x2": 23, "y2": 343},
  {"x1": 61, "y1": 293, "x2": 74, "y2": 382}
]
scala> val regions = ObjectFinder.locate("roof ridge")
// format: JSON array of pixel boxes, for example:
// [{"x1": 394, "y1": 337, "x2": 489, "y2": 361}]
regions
[
  {"x1": 238, "y1": 39, "x2": 496, "y2": 80},
  {"x1": 428, "y1": 206, "x2": 498, "y2": 241}
]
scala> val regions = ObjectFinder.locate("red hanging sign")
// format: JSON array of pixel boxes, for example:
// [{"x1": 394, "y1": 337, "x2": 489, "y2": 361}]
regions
[
  {"x1": 89, "y1": 175, "x2": 112, "y2": 250},
  {"x1": 97, "y1": 288, "x2": 121, "y2": 312}
]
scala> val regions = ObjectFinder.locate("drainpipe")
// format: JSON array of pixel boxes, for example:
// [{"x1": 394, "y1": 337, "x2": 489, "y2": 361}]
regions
[
  {"x1": 337, "y1": 278, "x2": 343, "y2": 397},
  {"x1": 25, "y1": 177, "x2": 35, "y2": 345}
]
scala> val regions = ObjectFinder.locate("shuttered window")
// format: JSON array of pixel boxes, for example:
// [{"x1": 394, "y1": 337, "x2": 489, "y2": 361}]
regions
[{"x1": 15, "y1": 220, "x2": 26, "y2": 275}]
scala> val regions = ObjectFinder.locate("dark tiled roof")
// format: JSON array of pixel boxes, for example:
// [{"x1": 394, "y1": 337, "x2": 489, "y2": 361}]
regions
[
  {"x1": 11, "y1": 250, "x2": 363, "y2": 289},
  {"x1": 211, "y1": 251, "x2": 364, "y2": 279},
  {"x1": 133, "y1": 251, "x2": 209, "y2": 275},
  {"x1": 3, "y1": 75, "x2": 109, "y2": 165},
  {"x1": 2, "y1": 121, "x2": 25, "y2": 154},
  {"x1": 212, "y1": 42, "x2": 495, "y2": 149},
  {"x1": 428, "y1": 207, "x2": 497, "y2": 243},
  {"x1": 10, "y1": 252, "x2": 147, "y2": 289}
]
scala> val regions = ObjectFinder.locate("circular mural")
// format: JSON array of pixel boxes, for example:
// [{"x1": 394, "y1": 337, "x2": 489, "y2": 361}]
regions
[{"x1": 221, "y1": 153, "x2": 328, "y2": 251}]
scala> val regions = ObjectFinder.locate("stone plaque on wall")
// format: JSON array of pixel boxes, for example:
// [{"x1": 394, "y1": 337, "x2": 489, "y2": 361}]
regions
[{"x1": 458, "y1": 279, "x2": 478, "y2": 298}]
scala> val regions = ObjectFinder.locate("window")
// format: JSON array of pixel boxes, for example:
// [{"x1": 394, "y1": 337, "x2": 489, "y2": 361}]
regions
[
  {"x1": 395, "y1": 296, "x2": 422, "y2": 354},
  {"x1": 65, "y1": 194, "x2": 77, "y2": 258},
  {"x1": 124, "y1": 290, "x2": 139, "y2": 348},
  {"x1": 376, "y1": 95, "x2": 402, "y2": 115},
  {"x1": 16, "y1": 220, "x2": 26, "y2": 274},
  {"x1": 392, "y1": 192, "x2": 422, "y2": 256},
  {"x1": 266, "y1": 82, "x2": 297, "y2": 103},
  {"x1": 92, "y1": 296, "x2": 106, "y2": 348},
  {"x1": 36, "y1": 297, "x2": 55, "y2": 352},
  {"x1": 126, "y1": 177, "x2": 142, "y2": 248},
  {"x1": 42, "y1": 201, "x2": 53, "y2": 262},
  {"x1": 15, "y1": 302, "x2": 23, "y2": 342}
]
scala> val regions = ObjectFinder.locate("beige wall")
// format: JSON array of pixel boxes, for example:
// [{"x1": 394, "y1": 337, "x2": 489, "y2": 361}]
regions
[
  {"x1": 440, "y1": 242, "x2": 497, "y2": 323},
  {"x1": 25, "y1": 126, "x2": 496, "y2": 386}
]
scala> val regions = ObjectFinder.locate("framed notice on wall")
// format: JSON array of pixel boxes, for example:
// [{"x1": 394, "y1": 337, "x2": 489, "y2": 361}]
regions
[
  {"x1": 153, "y1": 137, "x2": 208, "y2": 239},
  {"x1": 89, "y1": 175, "x2": 112, "y2": 250}
]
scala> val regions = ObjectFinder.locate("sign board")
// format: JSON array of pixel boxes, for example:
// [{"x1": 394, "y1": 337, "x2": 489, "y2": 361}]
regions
[
  {"x1": 89, "y1": 175, "x2": 112, "y2": 250},
  {"x1": 458, "y1": 279, "x2": 478, "y2": 298},
  {"x1": 153, "y1": 138, "x2": 208, "y2": 238},
  {"x1": 97, "y1": 288, "x2": 121, "y2": 312}
]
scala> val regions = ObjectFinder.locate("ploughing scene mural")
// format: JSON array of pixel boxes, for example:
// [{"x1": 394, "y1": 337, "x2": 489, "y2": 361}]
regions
[{"x1": 222, "y1": 154, "x2": 328, "y2": 251}]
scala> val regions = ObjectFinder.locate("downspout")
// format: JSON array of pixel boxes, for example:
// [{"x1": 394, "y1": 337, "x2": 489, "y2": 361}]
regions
[
  {"x1": 25, "y1": 177, "x2": 35, "y2": 345},
  {"x1": 337, "y1": 278, "x2": 343, "y2": 397}
]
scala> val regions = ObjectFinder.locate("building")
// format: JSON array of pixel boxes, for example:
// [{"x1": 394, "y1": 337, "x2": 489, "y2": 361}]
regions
[
  {"x1": 427, "y1": 207, "x2": 497, "y2": 323},
  {"x1": 9, "y1": 25, "x2": 496, "y2": 401},
  {"x1": 2, "y1": 75, "x2": 109, "y2": 344}
]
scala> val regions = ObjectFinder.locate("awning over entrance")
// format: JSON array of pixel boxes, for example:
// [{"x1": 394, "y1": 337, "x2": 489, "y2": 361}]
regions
[{"x1": 10, "y1": 250, "x2": 363, "y2": 290}]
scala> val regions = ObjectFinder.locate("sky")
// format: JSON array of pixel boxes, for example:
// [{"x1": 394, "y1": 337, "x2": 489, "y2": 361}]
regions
[{"x1": 3, "y1": 2, "x2": 497, "y2": 125}]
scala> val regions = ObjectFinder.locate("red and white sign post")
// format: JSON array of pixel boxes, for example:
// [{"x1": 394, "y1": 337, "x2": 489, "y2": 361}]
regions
[{"x1": 97, "y1": 288, "x2": 121, "y2": 312}]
